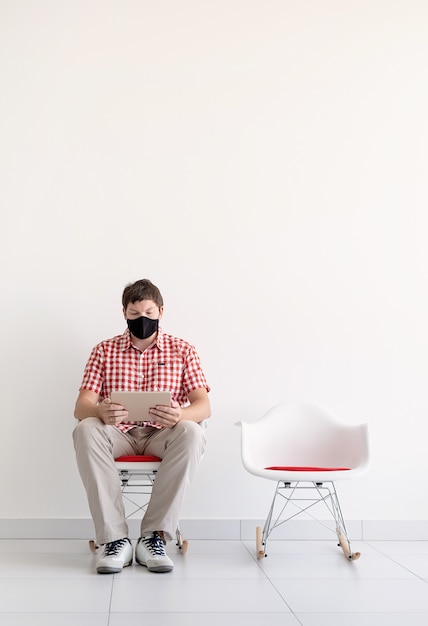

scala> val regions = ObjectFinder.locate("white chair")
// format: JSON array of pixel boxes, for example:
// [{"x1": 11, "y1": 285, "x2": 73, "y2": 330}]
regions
[
  {"x1": 89, "y1": 455, "x2": 188, "y2": 553},
  {"x1": 236, "y1": 402, "x2": 369, "y2": 560}
]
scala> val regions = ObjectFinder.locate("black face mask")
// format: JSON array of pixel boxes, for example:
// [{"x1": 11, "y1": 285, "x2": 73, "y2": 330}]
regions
[{"x1": 127, "y1": 316, "x2": 159, "y2": 340}]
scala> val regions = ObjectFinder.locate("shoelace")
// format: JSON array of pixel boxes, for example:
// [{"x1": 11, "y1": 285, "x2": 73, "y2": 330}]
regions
[
  {"x1": 104, "y1": 538, "x2": 128, "y2": 556},
  {"x1": 142, "y1": 532, "x2": 165, "y2": 556}
]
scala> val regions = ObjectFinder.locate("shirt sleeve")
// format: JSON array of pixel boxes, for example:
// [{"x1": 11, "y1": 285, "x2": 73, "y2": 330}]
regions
[
  {"x1": 182, "y1": 344, "x2": 210, "y2": 395},
  {"x1": 79, "y1": 345, "x2": 105, "y2": 396}
]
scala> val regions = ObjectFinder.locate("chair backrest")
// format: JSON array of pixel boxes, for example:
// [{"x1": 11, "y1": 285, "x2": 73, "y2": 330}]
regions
[{"x1": 238, "y1": 402, "x2": 369, "y2": 476}]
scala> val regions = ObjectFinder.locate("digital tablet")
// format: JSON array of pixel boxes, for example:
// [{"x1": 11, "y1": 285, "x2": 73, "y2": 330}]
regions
[{"x1": 110, "y1": 391, "x2": 171, "y2": 422}]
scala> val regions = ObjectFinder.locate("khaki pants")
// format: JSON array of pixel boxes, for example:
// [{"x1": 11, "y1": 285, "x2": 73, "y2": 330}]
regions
[{"x1": 73, "y1": 418, "x2": 206, "y2": 545}]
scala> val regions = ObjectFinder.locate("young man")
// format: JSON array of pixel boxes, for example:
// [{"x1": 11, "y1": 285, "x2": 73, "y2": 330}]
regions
[{"x1": 73, "y1": 279, "x2": 210, "y2": 574}]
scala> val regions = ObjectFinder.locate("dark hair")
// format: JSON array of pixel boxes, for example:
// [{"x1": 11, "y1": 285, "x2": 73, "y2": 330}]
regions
[{"x1": 122, "y1": 279, "x2": 164, "y2": 309}]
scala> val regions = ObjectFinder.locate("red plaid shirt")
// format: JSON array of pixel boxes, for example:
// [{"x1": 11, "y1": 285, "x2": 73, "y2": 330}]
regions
[{"x1": 79, "y1": 327, "x2": 210, "y2": 433}]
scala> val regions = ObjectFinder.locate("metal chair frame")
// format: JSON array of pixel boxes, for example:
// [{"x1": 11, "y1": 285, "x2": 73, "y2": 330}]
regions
[
  {"x1": 258, "y1": 479, "x2": 355, "y2": 560},
  {"x1": 116, "y1": 459, "x2": 188, "y2": 552},
  {"x1": 89, "y1": 456, "x2": 188, "y2": 553}
]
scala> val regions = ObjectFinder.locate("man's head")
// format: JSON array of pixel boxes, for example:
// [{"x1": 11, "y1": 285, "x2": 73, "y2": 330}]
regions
[
  {"x1": 122, "y1": 279, "x2": 164, "y2": 310},
  {"x1": 122, "y1": 280, "x2": 164, "y2": 340}
]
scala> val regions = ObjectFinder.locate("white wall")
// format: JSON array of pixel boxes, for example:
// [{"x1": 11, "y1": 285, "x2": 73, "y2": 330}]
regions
[{"x1": 1, "y1": 0, "x2": 428, "y2": 525}]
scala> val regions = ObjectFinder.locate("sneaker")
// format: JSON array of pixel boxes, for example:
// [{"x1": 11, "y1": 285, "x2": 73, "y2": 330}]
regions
[
  {"x1": 96, "y1": 537, "x2": 133, "y2": 574},
  {"x1": 135, "y1": 532, "x2": 174, "y2": 573}
]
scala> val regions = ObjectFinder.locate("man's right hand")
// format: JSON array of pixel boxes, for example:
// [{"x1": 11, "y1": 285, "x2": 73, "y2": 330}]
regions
[{"x1": 98, "y1": 398, "x2": 129, "y2": 426}]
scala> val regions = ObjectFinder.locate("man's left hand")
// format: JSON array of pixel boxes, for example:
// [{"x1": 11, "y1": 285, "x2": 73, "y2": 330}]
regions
[{"x1": 148, "y1": 400, "x2": 182, "y2": 428}]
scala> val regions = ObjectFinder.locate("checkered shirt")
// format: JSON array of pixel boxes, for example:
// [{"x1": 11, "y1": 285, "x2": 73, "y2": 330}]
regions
[{"x1": 79, "y1": 327, "x2": 210, "y2": 433}]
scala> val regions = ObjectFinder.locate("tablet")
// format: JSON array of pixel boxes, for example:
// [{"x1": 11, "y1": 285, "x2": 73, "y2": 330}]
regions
[{"x1": 110, "y1": 391, "x2": 171, "y2": 422}]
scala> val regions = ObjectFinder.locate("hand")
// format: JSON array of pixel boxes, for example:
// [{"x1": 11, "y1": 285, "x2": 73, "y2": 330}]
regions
[
  {"x1": 98, "y1": 398, "x2": 129, "y2": 426},
  {"x1": 148, "y1": 400, "x2": 182, "y2": 429}
]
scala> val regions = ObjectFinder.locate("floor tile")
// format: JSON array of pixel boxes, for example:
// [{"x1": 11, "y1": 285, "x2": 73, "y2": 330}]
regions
[
  {"x1": 109, "y1": 613, "x2": 300, "y2": 625},
  {"x1": 272, "y1": 579, "x2": 428, "y2": 613},
  {"x1": 119, "y1": 552, "x2": 267, "y2": 579},
  {"x1": 0, "y1": 540, "x2": 91, "y2": 554},
  {"x1": 381, "y1": 554, "x2": 428, "y2": 579},
  {"x1": 0, "y1": 614, "x2": 109, "y2": 626},
  {"x1": 366, "y1": 542, "x2": 428, "y2": 578},
  {"x1": 111, "y1": 578, "x2": 290, "y2": 612},
  {"x1": 368, "y1": 540, "x2": 428, "y2": 555},
  {"x1": 0, "y1": 578, "x2": 112, "y2": 613},
  {"x1": 244, "y1": 539, "x2": 377, "y2": 556},
  {"x1": 255, "y1": 552, "x2": 417, "y2": 579},
  {"x1": 174, "y1": 539, "x2": 250, "y2": 554},
  {"x1": 296, "y1": 613, "x2": 428, "y2": 626},
  {"x1": 0, "y1": 553, "x2": 96, "y2": 578}
]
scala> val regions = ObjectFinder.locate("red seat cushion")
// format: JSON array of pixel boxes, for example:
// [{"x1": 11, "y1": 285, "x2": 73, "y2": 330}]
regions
[
  {"x1": 264, "y1": 466, "x2": 350, "y2": 471},
  {"x1": 115, "y1": 455, "x2": 162, "y2": 463}
]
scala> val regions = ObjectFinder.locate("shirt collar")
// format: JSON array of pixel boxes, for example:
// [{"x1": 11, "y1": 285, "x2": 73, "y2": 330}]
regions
[{"x1": 120, "y1": 327, "x2": 165, "y2": 352}]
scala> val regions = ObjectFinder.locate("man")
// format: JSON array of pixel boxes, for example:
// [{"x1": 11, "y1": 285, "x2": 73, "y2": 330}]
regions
[{"x1": 73, "y1": 279, "x2": 210, "y2": 574}]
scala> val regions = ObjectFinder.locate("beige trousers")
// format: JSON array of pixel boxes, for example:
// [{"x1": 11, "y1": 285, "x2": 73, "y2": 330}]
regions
[{"x1": 73, "y1": 418, "x2": 206, "y2": 545}]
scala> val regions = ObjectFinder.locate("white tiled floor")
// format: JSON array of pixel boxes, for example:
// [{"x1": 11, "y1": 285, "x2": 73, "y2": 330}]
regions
[{"x1": 1, "y1": 538, "x2": 428, "y2": 625}]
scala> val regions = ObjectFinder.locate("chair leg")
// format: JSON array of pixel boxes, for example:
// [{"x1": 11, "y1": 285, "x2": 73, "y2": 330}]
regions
[
  {"x1": 326, "y1": 483, "x2": 361, "y2": 561},
  {"x1": 337, "y1": 530, "x2": 361, "y2": 560},
  {"x1": 256, "y1": 526, "x2": 265, "y2": 559},
  {"x1": 89, "y1": 540, "x2": 100, "y2": 553},
  {"x1": 176, "y1": 526, "x2": 188, "y2": 554},
  {"x1": 257, "y1": 481, "x2": 292, "y2": 557}
]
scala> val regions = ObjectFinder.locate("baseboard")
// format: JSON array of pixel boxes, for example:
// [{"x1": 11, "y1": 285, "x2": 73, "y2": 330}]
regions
[{"x1": 1, "y1": 519, "x2": 428, "y2": 541}]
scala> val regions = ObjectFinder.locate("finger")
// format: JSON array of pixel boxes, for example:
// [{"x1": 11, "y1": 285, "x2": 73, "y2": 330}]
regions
[{"x1": 155, "y1": 405, "x2": 171, "y2": 415}]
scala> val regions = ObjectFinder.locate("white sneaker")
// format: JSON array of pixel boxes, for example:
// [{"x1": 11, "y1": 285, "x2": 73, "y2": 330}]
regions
[
  {"x1": 96, "y1": 537, "x2": 133, "y2": 574},
  {"x1": 135, "y1": 532, "x2": 174, "y2": 572}
]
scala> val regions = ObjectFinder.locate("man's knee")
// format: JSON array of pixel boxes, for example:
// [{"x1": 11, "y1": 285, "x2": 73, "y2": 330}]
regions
[
  {"x1": 73, "y1": 417, "x2": 105, "y2": 448},
  {"x1": 174, "y1": 420, "x2": 206, "y2": 452}
]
